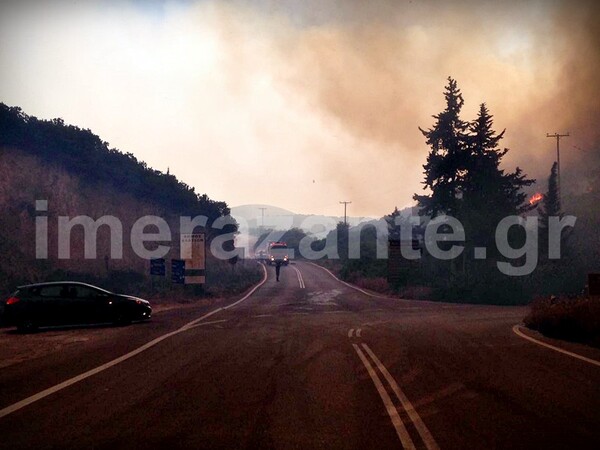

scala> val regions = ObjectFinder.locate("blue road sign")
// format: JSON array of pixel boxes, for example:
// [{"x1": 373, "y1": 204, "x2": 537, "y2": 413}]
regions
[
  {"x1": 172, "y1": 259, "x2": 185, "y2": 284},
  {"x1": 150, "y1": 258, "x2": 166, "y2": 276}
]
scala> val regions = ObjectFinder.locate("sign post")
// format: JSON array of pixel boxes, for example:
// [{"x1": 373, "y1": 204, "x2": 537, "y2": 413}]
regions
[{"x1": 181, "y1": 233, "x2": 206, "y2": 285}]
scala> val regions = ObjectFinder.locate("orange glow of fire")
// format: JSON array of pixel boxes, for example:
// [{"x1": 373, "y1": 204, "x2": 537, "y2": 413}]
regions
[{"x1": 529, "y1": 192, "x2": 544, "y2": 206}]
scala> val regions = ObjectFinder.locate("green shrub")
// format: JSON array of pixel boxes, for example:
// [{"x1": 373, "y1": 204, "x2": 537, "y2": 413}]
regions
[{"x1": 524, "y1": 296, "x2": 600, "y2": 347}]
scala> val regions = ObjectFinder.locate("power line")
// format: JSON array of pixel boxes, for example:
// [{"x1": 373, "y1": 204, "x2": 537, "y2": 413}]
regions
[{"x1": 339, "y1": 201, "x2": 352, "y2": 225}]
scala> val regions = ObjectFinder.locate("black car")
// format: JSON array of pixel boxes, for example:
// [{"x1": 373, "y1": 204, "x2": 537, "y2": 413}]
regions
[{"x1": 3, "y1": 281, "x2": 152, "y2": 332}]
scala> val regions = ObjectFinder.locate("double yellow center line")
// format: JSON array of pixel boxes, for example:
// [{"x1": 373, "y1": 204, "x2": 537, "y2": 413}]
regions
[{"x1": 352, "y1": 342, "x2": 439, "y2": 449}]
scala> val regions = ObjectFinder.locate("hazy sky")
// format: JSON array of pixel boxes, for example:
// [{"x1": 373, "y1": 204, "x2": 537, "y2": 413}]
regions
[{"x1": 1, "y1": 0, "x2": 598, "y2": 217}]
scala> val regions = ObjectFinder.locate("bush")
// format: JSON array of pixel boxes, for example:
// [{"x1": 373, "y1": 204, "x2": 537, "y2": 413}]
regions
[
  {"x1": 524, "y1": 296, "x2": 600, "y2": 347},
  {"x1": 204, "y1": 259, "x2": 262, "y2": 297}
]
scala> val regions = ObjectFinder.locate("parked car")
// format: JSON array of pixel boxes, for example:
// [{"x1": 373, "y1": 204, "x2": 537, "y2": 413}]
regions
[{"x1": 3, "y1": 281, "x2": 152, "y2": 332}]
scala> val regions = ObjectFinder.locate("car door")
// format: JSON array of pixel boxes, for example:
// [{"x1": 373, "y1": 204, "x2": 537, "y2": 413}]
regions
[
  {"x1": 73, "y1": 285, "x2": 112, "y2": 323},
  {"x1": 37, "y1": 285, "x2": 69, "y2": 325}
]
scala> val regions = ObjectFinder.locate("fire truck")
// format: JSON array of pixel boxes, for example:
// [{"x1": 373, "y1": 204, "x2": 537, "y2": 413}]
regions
[{"x1": 267, "y1": 242, "x2": 289, "y2": 266}]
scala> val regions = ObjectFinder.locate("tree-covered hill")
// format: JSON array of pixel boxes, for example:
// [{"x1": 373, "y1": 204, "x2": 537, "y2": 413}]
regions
[
  {"x1": 0, "y1": 103, "x2": 229, "y2": 222},
  {"x1": 0, "y1": 102, "x2": 249, "y2": 295}
]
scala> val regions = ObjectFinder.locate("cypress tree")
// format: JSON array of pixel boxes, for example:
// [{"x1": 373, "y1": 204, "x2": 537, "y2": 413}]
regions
[{"x1": 414, "y1": 77, "x2": 470, "y2": 218}]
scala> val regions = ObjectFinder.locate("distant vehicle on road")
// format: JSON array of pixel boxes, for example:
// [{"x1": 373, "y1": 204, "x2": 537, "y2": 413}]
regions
[
  {"x1": 267, "y1": 242, "x2": 289, "y2": 266},
  {"x1": 3, "y1": 281, "x2": 152, "y2": 332},
  {"x1": 255, "y1": 250, "x2": 268, "y2": 262}
]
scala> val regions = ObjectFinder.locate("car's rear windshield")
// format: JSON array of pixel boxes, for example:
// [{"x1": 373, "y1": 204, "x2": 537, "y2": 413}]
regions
[{"x1": 271, "y1": 245, "x2": 287, "y2": 249}]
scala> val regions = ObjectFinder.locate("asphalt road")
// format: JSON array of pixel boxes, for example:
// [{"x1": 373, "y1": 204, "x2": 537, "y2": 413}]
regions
[{"x1": 0, "y1": 261, "x2": 599, "y2": 449}]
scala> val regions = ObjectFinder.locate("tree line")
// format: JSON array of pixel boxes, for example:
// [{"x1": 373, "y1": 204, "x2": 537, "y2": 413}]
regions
[
  {"x1": 0, "y1": 103, "x2": 230, "y2": 225},
  {"x1": 332, "y1": 78, "x2": 595, "y2": 304}
]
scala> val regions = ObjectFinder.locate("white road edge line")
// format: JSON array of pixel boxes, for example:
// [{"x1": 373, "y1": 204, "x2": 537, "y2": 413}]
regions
[
  {"x1": 352, "y1": 344, "x2": 416, "y2": 449},
  {"x1": 512, "y1": 325, "x2": 600, "y2": 367},
  {"x1": 362, "y1": 344, "x2": 440, "y2": 450},
  {"x1": 0, "y1": 263, "x2": 269, "y2": 420},
  {"x1": 222, "y1": 264, "x2": 268, "y2": 311},
  {"x1": 307, "y1": 262, "x2": 388, "y2": 299},
  {"x1": 185, "y1": 319, "x2": 228, "y2": 330}
]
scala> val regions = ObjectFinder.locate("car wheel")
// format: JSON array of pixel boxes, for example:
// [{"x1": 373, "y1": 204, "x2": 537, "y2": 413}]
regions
[{"x1": 17, "y1": 319, "x2": 39, "y2": 333}]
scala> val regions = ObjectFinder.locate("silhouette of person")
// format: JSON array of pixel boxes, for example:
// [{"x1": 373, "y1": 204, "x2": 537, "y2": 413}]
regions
[{"x1": 275, "y1": 260, "x2": 282, "y2": 282}]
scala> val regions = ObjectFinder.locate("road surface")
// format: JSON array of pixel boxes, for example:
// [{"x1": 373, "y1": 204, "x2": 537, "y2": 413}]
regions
[{"x1": 0, "y1": 261, "x2": 599, "y2": 449}]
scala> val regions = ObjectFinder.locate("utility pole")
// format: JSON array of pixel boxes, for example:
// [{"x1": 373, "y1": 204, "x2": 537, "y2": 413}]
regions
[
  {"x1": 339, "y1": 201, "x2": 351, "y2": 226},
  {"x1": 258, "y1": 207, "x2": 267, "y2": 228},
  {"x1": 546, "y1": 132, "x2": 569, "y2": 200}
]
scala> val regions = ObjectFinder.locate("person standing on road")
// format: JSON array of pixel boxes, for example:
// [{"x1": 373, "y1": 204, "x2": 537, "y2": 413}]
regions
[{"x1": 275, "y1": 260, "x2": 282, "y2": 281}]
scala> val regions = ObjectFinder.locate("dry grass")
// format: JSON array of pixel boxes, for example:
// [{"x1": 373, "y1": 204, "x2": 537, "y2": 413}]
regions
[
  {"x1": 524, "y1": 295, "x2": 600, "y2": 348},
  {"x1": 353, "y1": 277, "x2": 390, "y2": 294}
]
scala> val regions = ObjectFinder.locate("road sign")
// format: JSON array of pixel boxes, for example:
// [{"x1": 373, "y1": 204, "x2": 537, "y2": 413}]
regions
[
  {"x1": 172, "y1": 259, "x2": 185, "y2": 284},
  {"x1": 150, "y1": 258, "x2": 166, "y2": 276},
  {"x1": 181, "y1": 233, "x2": 206, "y2": 285}
]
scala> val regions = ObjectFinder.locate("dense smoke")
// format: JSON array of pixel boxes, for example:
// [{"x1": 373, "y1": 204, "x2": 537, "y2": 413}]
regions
[{"x1": 0, "y1": 0, "x2": 598, "y2": 215}]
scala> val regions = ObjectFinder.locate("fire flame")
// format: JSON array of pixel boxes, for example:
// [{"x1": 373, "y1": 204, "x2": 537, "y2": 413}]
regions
[{"x1": 529, "y1": 192, "x2": 544, "y2": 206}]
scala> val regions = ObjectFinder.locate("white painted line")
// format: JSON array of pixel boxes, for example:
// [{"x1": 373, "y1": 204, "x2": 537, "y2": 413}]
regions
[
  {"x1": 362, "y1": 344, "x2": 440, "y2": 450},
  {"x1": 323, "y1": 310, "x2": 348, "y2": 314},
  {"x1": 352, "y1": 344, "x2": 415, "y2": 449},
  {"x1": 348, "y1": 329, "x2": 354, "y2": 338},
  {"x1": 179, "y1": 308, "x2": 223, "y2": 331},
  {"x1": 252, "y1": 314, "x2": 274, "y2": 318},
  {"x1": 292, "y1": 265, "x2": 306, "y2": 289},
  {"x1": 222, "y1": 264, "x2": 269, "y2": 310},
  {"x1": 308, "y1": 262, "x2": 389, "y2": 299},
  {"x1": 356, "y1": 328, "x2": 362, "y2": 338},
  {"x1": 185, "y1": 319, "x2": 228, "y2": 330},
  {"x1": 0, "y1": 327, "x2": 182, "y2": 419},
  {"x1": 0, "y1": 263, "x2": 269, "y2": 420},
  {"x1": 513, "y1": 325, "x2": 600, "y2": 368}
]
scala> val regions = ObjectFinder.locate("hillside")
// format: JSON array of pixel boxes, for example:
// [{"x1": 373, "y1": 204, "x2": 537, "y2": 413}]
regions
[{"x1": 0, "y1": 103, "x2": 240, "y2": 294}]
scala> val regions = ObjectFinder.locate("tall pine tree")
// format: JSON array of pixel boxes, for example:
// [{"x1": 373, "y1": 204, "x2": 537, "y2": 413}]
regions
[
  {"x1": 542, "y1": 162, "x2": 561, "y2": 225},
  {"x1": 414, "y1": 77, "x2": 469, "y2": 218},
  {"x1": 463, "y1": 104, "x2": 534, "y2": 250},
  {"x1": 415, "y1": 78, "x2": 534, "y2": 281},
  {"x1": 539, "y1": 162, "x2": 561, "y2": 258}
]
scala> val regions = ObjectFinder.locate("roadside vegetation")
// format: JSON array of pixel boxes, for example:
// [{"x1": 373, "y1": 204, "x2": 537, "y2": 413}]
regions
[
  {"x1": 311, "y1": 78, "x2": 599, "y2": 306},
  {"x1": 524, "y1": 296, "x2": 600, "y2": 348},
  {"x1": 0, "y1": 102, "x2": 251, "y2": 306}
]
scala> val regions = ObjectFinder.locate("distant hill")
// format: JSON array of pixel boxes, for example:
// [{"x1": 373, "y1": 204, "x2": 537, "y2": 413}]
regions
[
  {"x1": 231, "y1": 203, "x2": 380, "y2": 237},
  {"x1": 231, "y1": 204, "x2": 296, "y2": 224}
]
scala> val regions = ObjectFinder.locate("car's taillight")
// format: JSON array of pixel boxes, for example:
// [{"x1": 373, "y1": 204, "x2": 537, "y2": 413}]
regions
[{"x1": 6, "y1": 297, "x2": 20, "y2": 305}]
